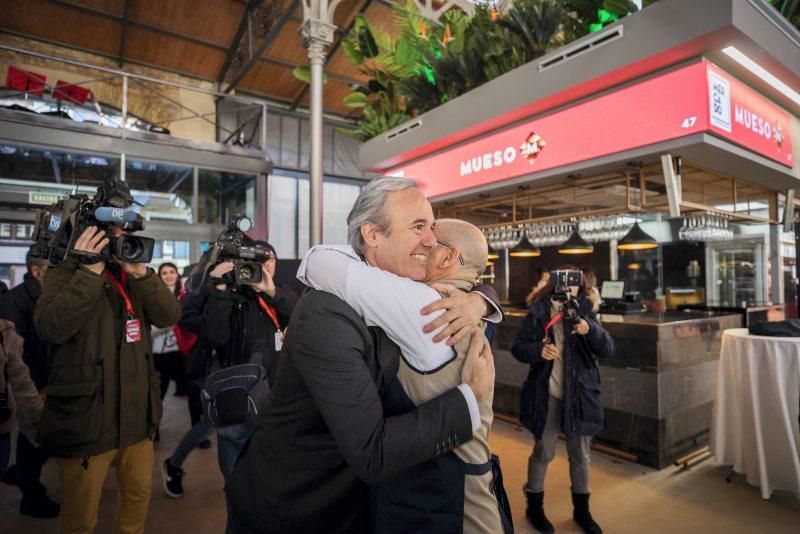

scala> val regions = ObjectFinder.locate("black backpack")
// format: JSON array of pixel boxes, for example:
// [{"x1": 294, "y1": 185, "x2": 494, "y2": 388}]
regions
[{"x1": 201, "y1": 332, "x2": 272, "y2": 428}]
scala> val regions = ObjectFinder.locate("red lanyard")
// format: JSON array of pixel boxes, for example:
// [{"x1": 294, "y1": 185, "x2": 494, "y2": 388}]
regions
[
  {"x1": 104, "y1": 270, "x2": 134, "y2": 318},
  {"x1": 256, "y1": 295, "x2": 281, "y2": 331},
  {"x1": 544, "y1": 310, "x2": 563, "y2": 334}
]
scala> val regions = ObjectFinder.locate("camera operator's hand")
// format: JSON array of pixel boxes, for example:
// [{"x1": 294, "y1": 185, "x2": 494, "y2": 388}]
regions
[
  {"x1": 422, "y1": 284, "x2": 486, "y2": 346},
  {"x1": 109, "y1": 227, "x2": 147, "y2": 278},
  {"x1": 252, "y1": 264, "x2": 276, "y2": 298},
  {"x1": 461, "y1": 330, "x2": 494, "y2": 401},
  {"x1": 541, "y1": 342, "x2": 560, "y2": 361},
  {"x1": 209, "y1": 262, "x2": 235, "y2": 290},
  {"x1": 73, "y1": 226, "x2": 109, "y2": 275},
  {"x1": 572, "y1": 318, "x2": 590, "y2": 336}
]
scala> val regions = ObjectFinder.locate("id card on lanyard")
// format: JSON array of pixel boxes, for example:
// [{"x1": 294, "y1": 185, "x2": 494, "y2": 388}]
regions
[
  {"x1": 105, "y1": 270, "x2": 141, "y2": 343},
  {"x1": 256, "y1": 295, "x2": 283, "y2": 351}
]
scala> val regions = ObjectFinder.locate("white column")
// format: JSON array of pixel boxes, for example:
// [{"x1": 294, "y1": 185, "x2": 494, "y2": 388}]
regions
[{"x1": 300, "y1": 12, "x2": 336, "y2": 246}]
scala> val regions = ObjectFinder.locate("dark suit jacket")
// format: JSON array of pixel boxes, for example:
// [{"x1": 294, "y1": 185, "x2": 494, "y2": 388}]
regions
[{"x1": 228, "y1": 290, "x2": 473, "y2": 533}]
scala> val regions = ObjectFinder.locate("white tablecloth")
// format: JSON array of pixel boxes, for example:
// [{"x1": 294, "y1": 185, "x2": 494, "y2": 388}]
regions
[{"x1": 711, "y1": 328, "x2": 800, "y2": 499}]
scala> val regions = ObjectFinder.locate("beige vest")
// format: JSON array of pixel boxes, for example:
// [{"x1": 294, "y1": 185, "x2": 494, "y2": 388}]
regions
[{"x1": 397, "y1": 279, "x2": 501, "y2": 533}]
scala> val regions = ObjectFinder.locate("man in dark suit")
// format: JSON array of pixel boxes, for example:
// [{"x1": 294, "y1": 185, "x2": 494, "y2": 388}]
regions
[{"x1": 229, "y1": 177, "x2": 495, "y2": 533}]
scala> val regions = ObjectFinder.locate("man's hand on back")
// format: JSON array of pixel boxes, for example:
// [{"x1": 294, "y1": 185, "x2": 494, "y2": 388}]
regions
[
  {"x1": 421, "y1": 284, "x2": 487, "y2": 346},
  {"x1": 460, "y1": 330, "x2": 494, "y2": 401}
]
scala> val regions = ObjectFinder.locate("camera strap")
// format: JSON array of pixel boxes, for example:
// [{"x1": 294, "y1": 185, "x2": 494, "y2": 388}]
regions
[
  {"x1": 544, "y1": 311, "x2": 563, "y2": 335},
  {"x1": 104, "y1": 270, "x2": 141, "y2": 343},
  {"x1": 256, "y1": 295, "x2": 281, "y2": 331}
]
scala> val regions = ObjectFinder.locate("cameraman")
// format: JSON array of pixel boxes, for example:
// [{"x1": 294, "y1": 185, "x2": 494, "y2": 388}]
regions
[
  {"x1": 34, "y1": 226, "x2": 181, "y2": 533},
  {"x1": 178, "y1": 239, "x2": 295, "y2": 532},
  {"x1": 511, "y1": 267, "x2": 614, "y2": 534}
]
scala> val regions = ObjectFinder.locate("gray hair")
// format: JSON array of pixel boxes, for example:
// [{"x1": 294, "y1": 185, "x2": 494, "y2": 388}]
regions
[{"x1": 347, "y1": 176, "x2": 421, "y2": 256}]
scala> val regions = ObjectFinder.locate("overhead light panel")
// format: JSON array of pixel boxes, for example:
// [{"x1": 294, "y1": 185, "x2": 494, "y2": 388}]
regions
[{"x1": 721, "y1": 46, "x2": 800, "y2": 107}]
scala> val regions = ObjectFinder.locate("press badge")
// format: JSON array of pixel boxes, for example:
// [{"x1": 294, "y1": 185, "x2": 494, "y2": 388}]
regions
[
  {"x1": 274, "y1": 331, "x2": 284, "y2": 351},
  {"x1": 125, "y1": 318, "x2": 142, "y2": 343}
]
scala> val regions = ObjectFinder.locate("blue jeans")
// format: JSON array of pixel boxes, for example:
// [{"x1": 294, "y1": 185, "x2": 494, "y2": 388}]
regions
[
  {"x1": 169, "y1": 416, "x2": 214, "y2": 468},
  {"x1": 217, "y1": 423, "x2": 254, "y2": 534}
]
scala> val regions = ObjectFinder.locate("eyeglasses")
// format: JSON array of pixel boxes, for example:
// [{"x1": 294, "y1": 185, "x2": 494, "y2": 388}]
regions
[{"x1": 436, "y1": 239, "x2": 464, "y2": 266}]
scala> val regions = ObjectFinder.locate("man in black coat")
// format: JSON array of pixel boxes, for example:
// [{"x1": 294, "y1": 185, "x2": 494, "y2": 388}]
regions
[
  {"x1": 0, "y1": 254, "x2": 60, "y2": 518},
  {"x1": 229, "y1": 177, "x2": 496, "y2": 533}
]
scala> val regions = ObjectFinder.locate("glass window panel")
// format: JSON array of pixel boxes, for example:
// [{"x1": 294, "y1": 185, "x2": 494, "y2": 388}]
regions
[
  {"x1": 0, "y1": 144, "x2": 119, "y2": 208},
  {"x1": 198, "y1": 170, "x2": 256, "y2": 225},
  {"x1": 268, "y1": 175, "x2": 299, "y2": 258},
  {"x1": 323, "y1": 180, "x2": 361, "y2": 245},
  {"x1": 0, "y1": 223, "x2": 11, "y2": 238},
  {"x1": 148, "y1": 239, "x2": 191, "y2": 271},
  {"x1": 125, "y1": 160, "x2": 193, "y2": 223}
]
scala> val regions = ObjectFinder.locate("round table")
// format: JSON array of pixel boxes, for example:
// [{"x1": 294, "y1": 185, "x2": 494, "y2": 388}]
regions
[{"x1": 711, "y1": 328, "x2": 800, "y2": 499}]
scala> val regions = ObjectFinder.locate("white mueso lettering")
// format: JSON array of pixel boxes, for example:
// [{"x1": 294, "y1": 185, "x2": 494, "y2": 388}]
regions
[
  {"x1": 734, "y1": 105, "x2": 773, "y2": 141},
  {"x1": 459, "y1": 146, "x2": 517, "y2": 176}
]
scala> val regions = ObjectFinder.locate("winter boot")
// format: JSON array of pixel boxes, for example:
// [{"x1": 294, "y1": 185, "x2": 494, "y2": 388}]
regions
[
  {"x1": 525, "y1": 488, "x2": 554, "y2": 533},
  {"x1": 572, "y1": 492, "x2": 602, "y2": 534}
]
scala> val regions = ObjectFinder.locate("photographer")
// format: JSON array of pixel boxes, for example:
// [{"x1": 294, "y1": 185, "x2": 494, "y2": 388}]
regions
[
  {"x1": 511, "y1": 267, "x2": 614, "y2": 534},
  {"x1": 176, "y1": 238, "x2": 295, "y2": 532},
  {"x1": 33, "y1": 225, "x2": 181, "y2": 533}
]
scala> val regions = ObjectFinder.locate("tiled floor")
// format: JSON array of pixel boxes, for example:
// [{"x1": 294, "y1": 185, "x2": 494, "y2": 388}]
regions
[{"x1": 1, "y1": 386, "x2": 798, "y2": 533}]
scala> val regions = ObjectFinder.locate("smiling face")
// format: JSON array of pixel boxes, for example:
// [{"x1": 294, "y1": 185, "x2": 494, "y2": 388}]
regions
[
  {"x1": 158, "y1": 265, "x2": 179, "y2": 287},
  {"x1": 362, "y1": 187, "x2": 436, "y2": 281}
]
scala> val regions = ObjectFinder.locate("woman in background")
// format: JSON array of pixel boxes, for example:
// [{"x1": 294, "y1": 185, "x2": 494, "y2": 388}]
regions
[
  {"x1": 151, "y1": 262, "x2": 187, "y2": 440},
  {"x1": 526, "y1": 267, "x2": 551, "y2": 307},
  {"x1": 583, "y1": 270, "x2": 601, "y2": 313}
]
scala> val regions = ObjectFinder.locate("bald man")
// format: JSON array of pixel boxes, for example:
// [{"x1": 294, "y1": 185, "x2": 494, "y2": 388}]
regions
[{"x1": 298, "y1": 219, "x2": 507, "y2": 533}]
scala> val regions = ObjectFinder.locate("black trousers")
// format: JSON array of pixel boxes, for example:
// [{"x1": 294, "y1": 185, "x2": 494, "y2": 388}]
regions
[
  {"x1": 187, "y1": 379, "x2": 203, "y2": 427},
  {"x1": 154, "y1": 351, "x2": 187, "y2": 400},
  {"x1": 17, "y1": 432, "x2": 49, "y2": 499}
]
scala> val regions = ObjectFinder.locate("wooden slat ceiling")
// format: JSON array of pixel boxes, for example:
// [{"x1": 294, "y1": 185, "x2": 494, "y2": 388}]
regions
[{"x1": 0, "y1": 0, "x2": 401, "y2": 117}]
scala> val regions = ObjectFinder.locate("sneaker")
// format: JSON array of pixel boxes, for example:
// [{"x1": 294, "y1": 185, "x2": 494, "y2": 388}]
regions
[
  {"x1": 20, "y1": 494, "x2": 60, "y2": 518},
  {"x1": 161, "y1": 458, "x2": 185, "y2": 498}
]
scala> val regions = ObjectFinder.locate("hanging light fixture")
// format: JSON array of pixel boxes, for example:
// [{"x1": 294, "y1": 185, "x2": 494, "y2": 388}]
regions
[
  {"x1": 618, "y1": 222, "x2": 658, "y2": 250},
  {"x1": 510, "y1": 234, "x2": 541, "y2": 258},
  {"x1": 558, "y1": 224, "x2": 594, "y2": 255},
  {"x1": 487, "y1": 244, "x2": 500, "y2": 261}
]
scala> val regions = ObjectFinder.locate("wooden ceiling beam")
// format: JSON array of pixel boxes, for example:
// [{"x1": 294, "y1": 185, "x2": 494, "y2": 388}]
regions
[
  {"x1": 118, "y1": 0, "x2": 130, "y2": 67},
  {"x1": 47, "y1": 0, "x2": 230, "y2": 51},
  {"x1": 223, "y1": 0, "x2": 301, "y2": 94},
  {"x1": 217, "y1": 0, "x2": 266, "y2": 84}
]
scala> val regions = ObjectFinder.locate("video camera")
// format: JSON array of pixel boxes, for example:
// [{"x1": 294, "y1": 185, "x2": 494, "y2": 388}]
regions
[
  {"x1": 550, "y1": 269, "x2": 583, "y2": 323},
  {"x1": 30, "y1": 178, "x2": 155, "y2": 265},
  {"x1": 206, "y1": 214, "x2": 271, "y2": 286}
]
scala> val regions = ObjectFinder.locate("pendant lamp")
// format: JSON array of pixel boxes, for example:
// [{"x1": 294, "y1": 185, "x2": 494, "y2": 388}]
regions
[
  {"x1": 509, "y1": 234, "x2": 541, "y2": 258},
  {"x1": 617, "y1": 222, "x2": 658, "y2": 250},
  {"x1": 558, "y1": 226, "x2": 594, "y2": 255}
]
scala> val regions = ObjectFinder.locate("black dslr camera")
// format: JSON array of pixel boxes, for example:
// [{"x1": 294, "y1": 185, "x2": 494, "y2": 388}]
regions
[
  {"x1": 30, "y1": 177, "x2": 155, "y2": 265},
  {"x1": 550, "y1": 269, "x2": 583, "y2": 323},
  {"x1": 206, "y1": 214, "x2": 270, "y2": 286}
]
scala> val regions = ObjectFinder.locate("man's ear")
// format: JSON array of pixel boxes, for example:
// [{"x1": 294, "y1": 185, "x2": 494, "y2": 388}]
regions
[
  {"x1": 440, "y1": 247, "x2": 458, "y2": 269},
  {"x1": 361, "y1": 223, "x2": 379, "y2": 249}
]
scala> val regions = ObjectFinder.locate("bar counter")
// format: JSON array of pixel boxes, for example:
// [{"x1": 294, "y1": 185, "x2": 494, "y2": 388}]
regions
[{"x1": 492, "y1": 309, "x2": 743, "y2": 469}]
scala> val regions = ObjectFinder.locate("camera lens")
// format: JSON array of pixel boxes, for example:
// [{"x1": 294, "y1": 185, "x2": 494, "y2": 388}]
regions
[
  {"x1": 238, "y1": 265, "x2": 254, "y2": 281},
  {"x1": 119, "y1": 236, "x2": 143, "y2": 261}
]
